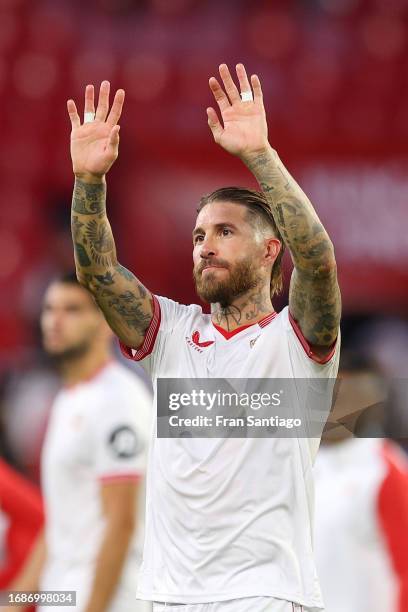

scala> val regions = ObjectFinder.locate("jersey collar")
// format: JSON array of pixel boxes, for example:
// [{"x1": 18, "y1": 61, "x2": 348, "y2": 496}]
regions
[{"x1": 212, "y1": 311, "x2": 277, "y2": 340}]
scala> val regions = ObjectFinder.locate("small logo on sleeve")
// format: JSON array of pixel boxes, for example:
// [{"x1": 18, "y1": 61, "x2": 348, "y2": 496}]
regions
[{"x1": 108, "y1": 426, "x2": 141, "y2": 458}]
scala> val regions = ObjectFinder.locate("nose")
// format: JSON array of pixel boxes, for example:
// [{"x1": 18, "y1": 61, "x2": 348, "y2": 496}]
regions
[{"x1": 199, "y1": 235, "x2": 217, "y2": 259}]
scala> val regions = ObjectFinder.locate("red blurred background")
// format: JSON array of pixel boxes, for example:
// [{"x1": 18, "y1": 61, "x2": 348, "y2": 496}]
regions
[
  {"x1": 1, "y1": 0, "x2": 408, "y2": 367},
  {"x1": 0, "y1": 0, "x2": 407, "y2": 477}
]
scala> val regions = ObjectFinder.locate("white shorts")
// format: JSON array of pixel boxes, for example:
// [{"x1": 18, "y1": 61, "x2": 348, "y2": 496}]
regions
[{"x1": 153, "y1": 599, "x2": 319, "y2": 612}]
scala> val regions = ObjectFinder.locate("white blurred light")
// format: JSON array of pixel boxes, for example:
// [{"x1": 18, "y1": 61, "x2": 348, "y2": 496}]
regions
[
  {"x1": 123, "y1": 53, "x2": 169, "y2": 101},
  {"x1": 247, "y1": 9, "x2": 297, "y2": 61},
  {"x1": 14, "y1": 53, "x2": 58, "y2": 98},
  {"x1": 361, "y1": 15, "x2": 406, "y2": 60},
  {"x1": 0, "y1": 231, "x2": 22, "y2": 279}
]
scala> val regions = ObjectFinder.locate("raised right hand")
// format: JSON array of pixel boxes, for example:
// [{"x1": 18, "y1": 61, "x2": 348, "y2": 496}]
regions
[{"x1": 67, "y1": 81, "x2": 125, "y2": 182}]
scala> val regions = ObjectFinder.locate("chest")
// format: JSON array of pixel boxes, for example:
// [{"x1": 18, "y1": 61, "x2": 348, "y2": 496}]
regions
[
  {"x1": 162, "y1": 324, "x2": 291, "y2": 379},
  {"x1": 43, "y1": 395, "x2": 93, "y2": 473}
]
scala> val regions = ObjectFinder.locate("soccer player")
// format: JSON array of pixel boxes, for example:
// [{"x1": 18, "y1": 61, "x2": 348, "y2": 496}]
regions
[
  {"x1": 314, "y1": 359, "x2": 408, "y2": 612},
  {"x1": 9, "y1": 274, "x2": 152, "y2": 612},
  {"x1": 68, "y1": 64, "x2": 341, "y2": 612}
]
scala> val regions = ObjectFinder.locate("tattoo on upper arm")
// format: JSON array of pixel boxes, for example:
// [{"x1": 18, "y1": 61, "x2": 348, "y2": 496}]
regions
[
  {"x1": 74, "y1": 242, "x2": 91, "y2": 267},
  {"x1": 290, "y1": 269, "x2": 341, "y2": 346},
  {"x1": 116, "y1": 265, "x2": 136, "y2": 282}
]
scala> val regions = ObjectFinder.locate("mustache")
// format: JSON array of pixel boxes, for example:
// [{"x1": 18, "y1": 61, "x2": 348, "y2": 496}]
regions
[{"x1": 196, "y1": 258, "x2": 230, "y2": 274}]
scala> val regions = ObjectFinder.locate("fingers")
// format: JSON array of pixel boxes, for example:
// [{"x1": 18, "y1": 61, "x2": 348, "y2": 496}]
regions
[
  {"x1": 251, "y1": 74, "x2": 263, "y2": 103},
  {"x1": 106, "y1": 88, "x2": 125, "y2": 127},
  {"x1": 84, "y1": 84, "x2": 95, "y2": 121},
  {"x1": 236, "y1": 63, "x2": 251, "y2": 96},
  {"x1": 95, "y1": 80, "x2": 110, "y2": 122},
  {"x1": 107, "y1": 125, "x2": 120, "y2": 155},
  {"x1": 219, "y1": 64, "x2": 240, "y2": 104},
  {"x1": 67, "y1": 99, "x2": 80, "y2": 129},
  {"x1": 209, "y1": 77, "x2": 230, "y2": 113},
  {"x1": 206, "y1": 107, "x2": 223, "y2": 143}
]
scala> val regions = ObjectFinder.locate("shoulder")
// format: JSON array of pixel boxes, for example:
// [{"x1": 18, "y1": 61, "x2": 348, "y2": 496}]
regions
[
  {"x1": 155, "y1": 295, "x2": 209, "y2": 333},
  {"x1": 88, "y1": 362, "x2": 151, "y2": 414}
]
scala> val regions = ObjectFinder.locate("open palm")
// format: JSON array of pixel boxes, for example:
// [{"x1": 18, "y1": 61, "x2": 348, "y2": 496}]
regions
[
  {"x1": 67, "y1": 81, "x2": 125, "y2": 179},
  {"x1": 207, "y1": 64, "x2": 269, "y2": 159}
]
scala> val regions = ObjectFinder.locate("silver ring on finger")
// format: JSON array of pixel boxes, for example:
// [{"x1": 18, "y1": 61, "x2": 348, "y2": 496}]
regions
[
  {"x1": 84, "y1": 112, "x2": 96, "y2": 123},
  {"x1": 240, "y1": 90, "x2": 253, "y2": 102}
]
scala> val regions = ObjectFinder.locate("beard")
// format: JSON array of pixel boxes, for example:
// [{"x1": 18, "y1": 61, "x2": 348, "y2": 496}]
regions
[
  {"x1": 193, "y1": 256, "x2": 262, "y2": 307},
  {"x1": 44, "y1": 339, "x2": 91, "y2": 365}
]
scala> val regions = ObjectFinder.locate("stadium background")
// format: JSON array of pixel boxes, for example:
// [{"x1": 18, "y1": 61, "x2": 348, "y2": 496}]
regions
[{"x1": 0, "y1": 0, "x2": 407, "y2": 595}]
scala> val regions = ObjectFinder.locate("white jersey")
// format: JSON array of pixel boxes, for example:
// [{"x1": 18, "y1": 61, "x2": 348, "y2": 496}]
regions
[
  {"x1": 121, "y1": 296, "x2": 340, "y2": 609},
  {"x1": 314, "y1": 438, "x2": 408, "y2": 612},
  {"x1": 40, "y1": 361, "x2": 152, "y2": 612}
]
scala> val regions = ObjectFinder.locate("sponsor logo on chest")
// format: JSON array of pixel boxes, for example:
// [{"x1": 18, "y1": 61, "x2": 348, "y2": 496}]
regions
[{"x1": 186, "y1": 330, "x2": 215, "y2": 353}]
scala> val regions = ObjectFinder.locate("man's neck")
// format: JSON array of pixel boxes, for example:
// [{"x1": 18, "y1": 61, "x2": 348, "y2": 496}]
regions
[
  {"x1": 211, "y1": 286, "x2": 273, "y2": 332},
  {"x1": 59, "y1": 349, "x2": 111, "y2": 388}
]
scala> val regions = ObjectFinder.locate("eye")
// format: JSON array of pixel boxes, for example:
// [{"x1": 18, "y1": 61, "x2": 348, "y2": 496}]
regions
[
  {"x1": 221, "y1": 228, "x2": 232, "y2": 236},
  {"x1": 194, "y1": 234, "x2": 204, "y2": 244}
]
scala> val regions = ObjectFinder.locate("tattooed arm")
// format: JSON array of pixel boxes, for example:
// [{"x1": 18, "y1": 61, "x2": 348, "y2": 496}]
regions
[
  {"x1": 68, "y1": 82, "x2": 153, "y2": 349},
  {"x1": 245, "y1": 147, "x2": 340, "y2": 352},
  {"x1": 71, "y1": 179, "x2": 153, "y2": 348},
  {"x1": 207, "y1": 64, "x2": 341, "y2": 354}
]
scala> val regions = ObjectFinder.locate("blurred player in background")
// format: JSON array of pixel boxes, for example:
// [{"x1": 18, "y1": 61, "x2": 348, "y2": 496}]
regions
[
  {"x1": 314, "y1": 356, "x2": 408, "y2": 612},
  {"x1": 0, "y1": 459, "x2": 43, "y2": 590},
  {"x1": 8, "y1": 274, "x2": 152, "y2": 612},
  {"x1": 67, "y1": 64, "x2": 341, "y2": 611}
]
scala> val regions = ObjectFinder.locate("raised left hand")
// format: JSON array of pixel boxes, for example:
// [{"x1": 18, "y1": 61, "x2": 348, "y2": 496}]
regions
[{"x1": 207, "y1": 63, "x2": 269, "y2": 160}]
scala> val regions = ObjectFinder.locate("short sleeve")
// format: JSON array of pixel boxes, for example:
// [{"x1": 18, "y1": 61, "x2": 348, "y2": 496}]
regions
[
  {"x1": 119, "y1": 295, "x2": 202, "y2": 378},
  {"x1": 92, "y1": 380, "x2": 152, "y2": 483},
  {"x1": 282, "y1": 306, "x2": 341, "y2": 377}
]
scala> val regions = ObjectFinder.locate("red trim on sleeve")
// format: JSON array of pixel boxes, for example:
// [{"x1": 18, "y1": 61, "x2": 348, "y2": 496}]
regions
[
  {"x1": 99, "y1": 473, "x2": 143, "y2": 484},
  {"x1": 288, "y1": 311, "x2": 337, "y2": 365},
  {"x1": 119, "y1": 294, "x2": 161, "y2": 362},
  {"x1": 378, "y1": 442, "x2": 408, "y2": 612}
]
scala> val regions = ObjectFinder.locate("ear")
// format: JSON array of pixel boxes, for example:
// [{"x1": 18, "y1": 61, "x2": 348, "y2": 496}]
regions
[{"x1": 264, "y1": 237, "x2": 281, "y2": 264}]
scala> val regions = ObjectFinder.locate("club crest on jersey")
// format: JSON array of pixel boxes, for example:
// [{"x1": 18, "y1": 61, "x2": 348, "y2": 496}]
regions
[
  {"x1": 186, "y1": 330, "x2": 214, "y2": 353},
  {"x1": 250, "y1": 335, "x2": 260, "y2": 348}
]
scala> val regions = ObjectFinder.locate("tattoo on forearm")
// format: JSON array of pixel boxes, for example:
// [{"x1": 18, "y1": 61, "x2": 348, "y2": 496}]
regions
[
  {"x1": 72, "y1": 179, "x2": 106, "y2": 215},
  {"x1": 71, "y1": 180, "x2": 153, "y2": 344},
  {"x1": 246, "y1": 149, "x2": 340, "y2": 346},
  {"x1": 85, "y1": 219, "x2": 115, "y2": 266},
  {"x1": 247, "y1": 150, "x2": 334, "y2": 273}
]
